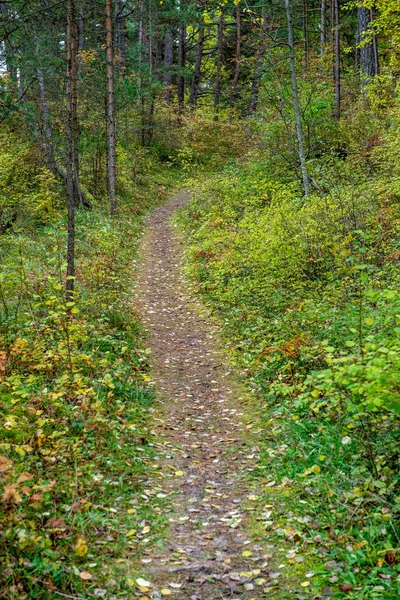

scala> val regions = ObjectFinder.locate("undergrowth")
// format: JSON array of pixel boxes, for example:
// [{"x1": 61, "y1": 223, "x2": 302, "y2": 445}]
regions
[
  {"x1": 180, "y1": 128, "x2": 400, "y2": 598},
  {"x1": 0, "y1": 142, "x2": 179, "y2": 598}
]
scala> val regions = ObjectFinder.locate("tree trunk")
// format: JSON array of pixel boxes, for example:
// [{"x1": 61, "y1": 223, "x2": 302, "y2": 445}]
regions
[
  {"x1": 334, "y1": 0, "x2": 340, "y2": 120},
  {"x1": 214, "y1": 14, "x2": 223, "y2": 119},
  {"x1": 66, "y1": 0, "x2": 78, "y2": 304},
  {"x1": 189, "y1": 21, "x2": 205, "y2": 107},
  {"x1": 357, "y1": 6, "x2": 378, "y2": 89},
  {"x1": 106, "y1": 0, "x2": 117, "y2": 216},
  {"x1": 177, "y1": 0, "x2": 186, "y2": 116},
  {"x1": 284, "y1": 0, "x2": 310, "y2": 197},
  {"x1": 229, "y1": 8, "x2": 241, "y2": 109},
  {"x1": 164, "y1": 25, "x2": 174, "y2": 102},
  {"x1": 320, "y1": 0, "x2": 326, "y2": 56}
]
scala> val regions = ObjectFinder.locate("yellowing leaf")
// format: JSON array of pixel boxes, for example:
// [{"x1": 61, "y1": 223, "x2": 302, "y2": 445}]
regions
[
  {"x1": 160, "y1": 589, "x2": 171, "y2": 596},
  {"x1": 175, "y1": 471, "x2": 184, "y2": 477},
  {"x1": 75, "y1": 537, "x2": 88, "y2": 557},
  {"x1": 242, "y1": 550, "x2": 253, "y2": 557}
]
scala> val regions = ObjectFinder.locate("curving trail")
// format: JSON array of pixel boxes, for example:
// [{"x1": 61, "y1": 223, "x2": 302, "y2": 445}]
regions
[{"x1": 133, "y1": 191, "x2": 272, "y2": 599}]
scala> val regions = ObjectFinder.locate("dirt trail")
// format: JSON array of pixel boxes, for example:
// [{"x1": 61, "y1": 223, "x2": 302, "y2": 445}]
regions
[{"x1": 133, "y1": 192, "x2": 271, "y2": 599}]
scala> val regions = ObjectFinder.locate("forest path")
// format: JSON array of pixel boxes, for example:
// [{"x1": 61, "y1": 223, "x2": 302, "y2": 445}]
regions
[{"x1": 133, "y1": 191, "x2": 271, "y2": 599}]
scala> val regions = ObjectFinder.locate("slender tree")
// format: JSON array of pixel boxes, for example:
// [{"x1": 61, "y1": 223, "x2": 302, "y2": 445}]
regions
[
  {"x1": 334, "y1": 0, "x2": 341, "y2": 119},
  {"x1": 214, "y1": 13, "x2": 223, "y2": 119},
  {"x1": 177, "y1": 0, "x2": 186, "y2": 116},
  {"x1": 66, "y1": 0, "x2": 79, "y2": 303},
  {"x1": 284, "y1": 0, "x2": 310, "y2": 197},
  {"x1": 106, "y1": 0, "x2": 117, "y2": 216}
]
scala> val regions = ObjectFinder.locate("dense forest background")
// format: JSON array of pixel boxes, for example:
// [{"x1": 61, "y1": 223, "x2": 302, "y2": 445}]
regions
[{"x1": 1, "y1": 0, "x2": 400, "y2": 598}]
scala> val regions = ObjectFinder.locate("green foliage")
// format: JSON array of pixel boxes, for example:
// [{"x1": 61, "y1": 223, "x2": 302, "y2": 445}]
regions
[
  {"x1": 0, "y1": 152, "x2": 174, "y2": 599},
  {"x1": 0, "y1": 133, "x2": 61, "y2": 231},
  {"x1": 180, "y1": 126, "x2": 400, "y2": 596}
]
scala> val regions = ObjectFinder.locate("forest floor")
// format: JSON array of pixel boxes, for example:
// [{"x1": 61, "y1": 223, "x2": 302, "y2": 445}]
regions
[{"x1": 132, "y1": 191, "x2": 281, "y2": 599}]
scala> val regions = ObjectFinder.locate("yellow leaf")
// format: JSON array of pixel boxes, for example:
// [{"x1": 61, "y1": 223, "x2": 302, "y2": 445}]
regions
[
  {"x1": 242, "y1": 550, "x2": 253, "y2": 557},
  {"x1": 175, "y1": 471, "x2": 184, "y2": 477},
  {"x1": 75, "y1": 537, "x2": 88, "y2": 557},
  {"x1": 161, "y1": 589, "x2": 172, "y2": 596}
]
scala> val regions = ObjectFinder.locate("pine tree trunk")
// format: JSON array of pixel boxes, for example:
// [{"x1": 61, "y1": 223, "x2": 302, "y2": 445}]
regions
[
  {"x1": 106, "y1": 0, "x2": 117, "y2": 216},
  {"x1": 284, "y1": 0, "x2": 310, "y2": 197}
]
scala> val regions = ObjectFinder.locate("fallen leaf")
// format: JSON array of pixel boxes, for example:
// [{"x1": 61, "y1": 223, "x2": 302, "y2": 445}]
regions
[
  {"x1": 79, "y1": 571, "x2": 92, "y2": 580},
  {"x1": 136, "y1": 578, "x2": 152, "y2": 588}
]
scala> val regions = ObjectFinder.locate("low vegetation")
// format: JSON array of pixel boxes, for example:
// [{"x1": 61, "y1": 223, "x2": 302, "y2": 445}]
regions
[{"x1": 180, "y1": 100, "x2": 400, "y2": 598}]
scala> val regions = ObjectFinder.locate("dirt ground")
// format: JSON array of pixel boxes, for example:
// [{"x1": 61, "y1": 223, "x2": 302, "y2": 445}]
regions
[{"x1": 133, "y1": 192, "x2": 275, "y2": 599}]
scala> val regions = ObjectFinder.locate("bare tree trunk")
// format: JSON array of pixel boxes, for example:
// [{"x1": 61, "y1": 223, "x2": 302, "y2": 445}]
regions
[
  {"x1": 284, "y1": 0, "x2": 310, "y2": 197},
  {"x1": 214, "y1": 14, "x2": 223, "y2": 119},
  {"x1": 320, "y1": 0, "x2": 326, "y2": 56},
  {"x1": 189, "y1": 21, "x2": 205, "y2": 108},
  {"x1": 334, "y1": 0, "x2": 340, "y2": 120},
  {"x1": 66, "y1": 0, "x2": 78, "y2": 304},
  {"x1": 358, "y1": 6, "x2": 378, "y2": 90},
  {"x1": 164, "y1": 25, "x2": 174, "y2": 102},
  {"x1": 229, "y1": 8, "x2": 241, "y2": 109},
  {"x1": 106, "y1": 0, "x2": 117, "y2": 216},
  {"x1": 177, "y1": 0, "x2": 186, "y2": 117}
]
